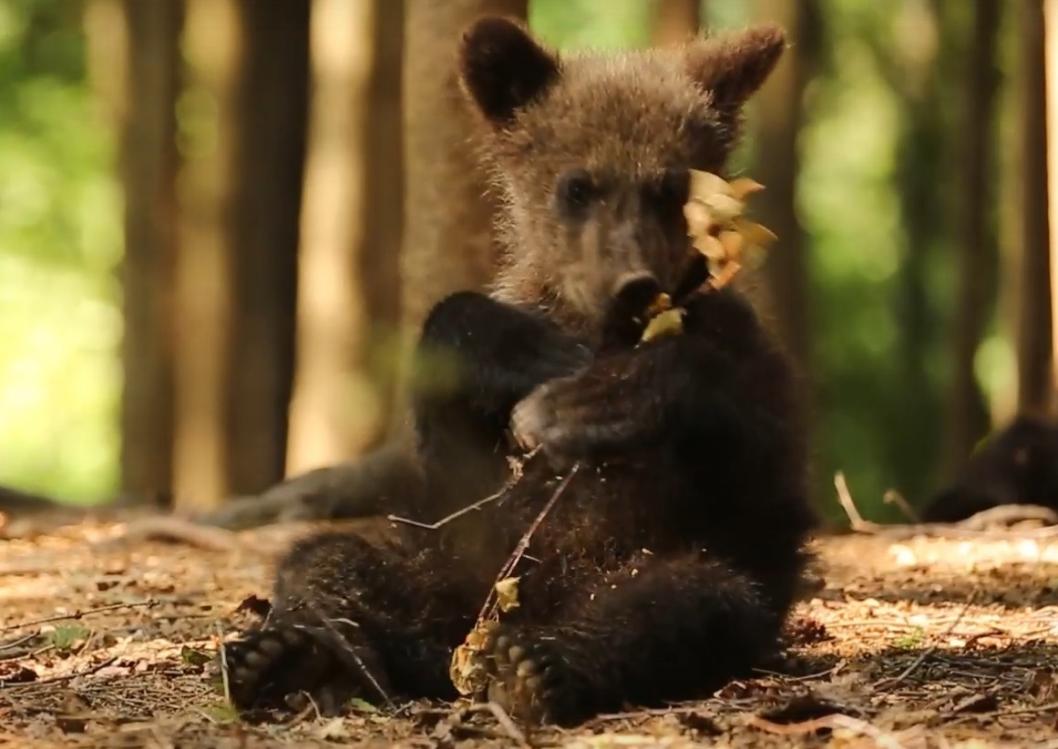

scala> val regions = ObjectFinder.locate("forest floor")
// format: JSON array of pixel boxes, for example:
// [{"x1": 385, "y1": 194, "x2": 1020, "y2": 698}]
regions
[{"x1": 0, "y1": 511, "x2": 1056, "y2": 748}]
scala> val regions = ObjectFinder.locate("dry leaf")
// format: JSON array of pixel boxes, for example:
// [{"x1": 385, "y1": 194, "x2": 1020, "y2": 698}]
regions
[
  {"x1": 640, "y1": 308, "x2": 685, "y2": 342},
  {"x1": 639, "y1": 172, "x2": 772, "y2": 344},
  {"x1": 449, "y1": 621, "x2": 495, "y2": 696},
  {"x1": 495, "y1": 576, "x2": 521, "y2": 612},
  {"x1": 684, "y1": 169, "x2": 776, "y2": 289}
]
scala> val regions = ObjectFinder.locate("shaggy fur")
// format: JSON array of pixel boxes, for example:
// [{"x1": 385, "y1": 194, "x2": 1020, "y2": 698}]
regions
[
  {"x1": 925, "y1": 416, "x2": 1058, "y2": 522},
  {"x1": 225, "y1": 18, "x2": 814, "y2": 726}
]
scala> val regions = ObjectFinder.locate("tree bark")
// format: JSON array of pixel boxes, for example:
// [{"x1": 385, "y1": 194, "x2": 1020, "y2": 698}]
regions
[
  {"x1": 652, "y1": 0, "x2": 701, "y2": 45},
  {"x1": 85, "y1": 0, "x2": 183, "y2": 504},
  {"x1": 285, "y1": 0, "x2": 405, "y2": 475},
  {"x1": 752, "y1": 0, "x2": 818, "y2": 379},
  {"x1": 944, "y1": 0, "x2": 1000, "y2": 474},
  {"x1": 391, "y1": 0, "x2": 528, "y2": 426},
  {"x1": 1045, "y1": 0, "x2": 1058, "y2": 409},
  {"x1": 174, "y1": 0, "x2": 309, "y2": 510},
  {"x1": 1016, "y1": 0, "x2": 1053, "y2": 415},
  {"x1": 120, "y1": 0, "x2": 183, "y2": 504}
]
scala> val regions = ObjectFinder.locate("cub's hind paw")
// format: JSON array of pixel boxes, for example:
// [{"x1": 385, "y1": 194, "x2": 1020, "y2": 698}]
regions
[
  {"x1": 484, "y1": 625, "x2": 597, "y2": 726},
  {"x1": 224, "y1": 623, "x2": 389, "y2": 715}
]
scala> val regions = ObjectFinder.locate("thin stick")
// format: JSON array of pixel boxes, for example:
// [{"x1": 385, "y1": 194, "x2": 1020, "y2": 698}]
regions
[
  {"x1": 882, "y1": 489, "x2": 920, "y2": 523},
  {"x1": 477, "y1": 462, "x2": 581, "y2": 623},
  {"x1": 0, "y1": 633, "x2": 38, "y2": 653},
  {"x1": 213, "y1": 623, "x2": 232, "y2": 705},
  {"x1": 833, "y1": 472, "x2": 881, "y2": 533},
  {"x1": 388, "y1": 448, "x2": 540, "y2": 530},
  {"x1": 304, "y1": 608, "x2": 393, "y2": 707},
  {"x1": 0, "y1": 599, "x2": 157, "y2": 634},
  {"x1": 481, "y1": 702, "x2": 529, "y2": 747},
  {"x1": 875, "y1": 592, "x2": 977, "y2": 689},
  {"x1": 746, "y1": 713, "x2": 910, "y2": 749},
  {"x1": 0, "y1": 655, "x2": 119, "y2": 690},
  {"x1": 591, "y1": 703, "x2": 714, "y2": 723}
]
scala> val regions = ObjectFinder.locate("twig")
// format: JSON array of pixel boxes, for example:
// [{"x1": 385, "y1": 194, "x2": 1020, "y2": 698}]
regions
[
  {"x1": 746, "y1": 713, "x2": 910, "y2": 749},
  {"x1": 591, "y1": 703, "x2": 714, "y2": 723},
  {"x1": 477, "y1": 462, "x2": 581, "y2": 623},
  {"x1": 833, "y1": 479, "x2": 1058, "y2": 539},
  {"x1": 108, "y1": 516, "x2": 239, "y2": 551},
  {"x1": 958, "y1": 503, "x2": 1058, "y2": 529},
  {"x1": 752, "y1": 660, "x2": 846, "y2": 683},
  {"x1": 875, "y1": 593, "x2": 977, "y2": 689},
  {"x1": 882, "y1": 489, "x2": 920, "y2": 523},
  {"x1": 0, "y1": 599, "x2": 157, "y2": 634},
  {"x1": 213, "y1": 623, "x2": 232, "y2": 705},
  {"x1": 947, "y1": 700, "x2": 1058, "y2": 725},
  {"x1": 479, "y1": 701, "x2": 529, "y2": 747},
  {"x1": 833, "y1": 472, "x2": 882, "y2": 533},
  {"x1": 0, "y1": 632, "x2": 38, "y2": 653},
  {"x1": 304, "y1": 608, "x2": 393, "y2": 707},
  {"x1": 388, "y1": 448, "x2": 540, "y2": 530},
  {"x1": 1, "y1": 655, "x2": 119, "y2": 689}
]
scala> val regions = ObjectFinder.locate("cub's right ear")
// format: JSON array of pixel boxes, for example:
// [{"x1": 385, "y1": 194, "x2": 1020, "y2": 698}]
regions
[{"x1": 459, "y1": 16, "x2": 560, "y2": 127}]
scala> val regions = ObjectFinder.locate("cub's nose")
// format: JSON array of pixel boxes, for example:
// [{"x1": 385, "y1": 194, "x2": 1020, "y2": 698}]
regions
[{"x1": 612, "y1": 271, "x2": 661, "y2": 312}]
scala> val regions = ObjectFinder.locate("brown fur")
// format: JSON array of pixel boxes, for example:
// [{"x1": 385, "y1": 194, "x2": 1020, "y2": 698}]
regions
[
  {"x1": 461, "y1": 22, "x2": 786, "y2": 340},
  {"x1": 224, "y1": 19, "x2": 812, "y2": 727}
]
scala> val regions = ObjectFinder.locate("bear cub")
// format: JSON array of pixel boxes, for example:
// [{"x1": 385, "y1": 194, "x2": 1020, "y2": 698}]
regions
[{"x1": 223, "y1": 17, "x2": 815, "y2": 726}]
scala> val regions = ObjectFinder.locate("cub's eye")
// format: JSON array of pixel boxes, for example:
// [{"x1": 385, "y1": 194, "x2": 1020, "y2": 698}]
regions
[
  {"x1": 647, "y1": 167, "x2": 689, "y2": 208},
  {"x1": 660, "y1": 168, "x2": 689, "y2": 204},
  {"x1": 555, "y1": 169, "x2": 596, "y2": 218}
]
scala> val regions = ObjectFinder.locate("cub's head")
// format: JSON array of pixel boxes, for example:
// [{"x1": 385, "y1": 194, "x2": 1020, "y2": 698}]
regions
[{"x1": 459, "y1": 17, "x2": 785, "y2": 342}]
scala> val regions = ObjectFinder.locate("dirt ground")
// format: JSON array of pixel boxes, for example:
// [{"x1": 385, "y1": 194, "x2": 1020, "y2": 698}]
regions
[{"x1": 1, "y1": 512, "x2": 1056, "y2": 748}]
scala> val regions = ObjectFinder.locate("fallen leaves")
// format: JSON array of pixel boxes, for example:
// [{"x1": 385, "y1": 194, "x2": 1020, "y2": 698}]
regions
[
  {"x1": 640, "y1": 170, "x2": 776, "y2": 343},
  {"x1": 684, "y1": 170, "x2": 776, "y2": 290}
]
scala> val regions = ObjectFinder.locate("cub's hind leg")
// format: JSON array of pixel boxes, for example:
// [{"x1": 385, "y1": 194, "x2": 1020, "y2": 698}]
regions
[
  {"x1": 484, "y1": 553, "x2": 789, "y2": 725},
  {"x1": 227, "y1": 532, "x2": 475, "y2": 712}
]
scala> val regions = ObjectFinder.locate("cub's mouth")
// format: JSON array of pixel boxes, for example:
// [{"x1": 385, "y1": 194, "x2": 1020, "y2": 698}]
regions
[{"x1": 600, "y1": 254, "x2": 708, "y2": 350}]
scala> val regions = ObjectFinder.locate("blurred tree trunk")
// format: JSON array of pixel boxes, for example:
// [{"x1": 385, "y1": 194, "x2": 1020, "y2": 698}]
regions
[
  {"x1": 752, "y1": 0, "x2": 818, "y2": 380},
  {"x1": 652, "y1": 0, "x2": 700, "y2": 45},
  {"x1": 861, "y1": 0, "x2": 949, "y2": 503},
  {"x1": 943, "y1": 0, "x2": 1000, "y2": 474},
  {"x1": 85, "y1": 0, "x2": 183, "y2": 504},
  {"x1": 1047, "y1": 0, "x2": 1058, "y2": 403},
  {"x1": 1016, "y1": 0, "x2": 1053, "y2": 415},
  {"x1": 174, "y1": 0, "x2": 309, "y2": 510},
  {"x1": 285, "y1": 0, "x2": 404, "y2": 475},
  {"x1": 392, "y1": 0, "x2": 527, "y2": 425}
]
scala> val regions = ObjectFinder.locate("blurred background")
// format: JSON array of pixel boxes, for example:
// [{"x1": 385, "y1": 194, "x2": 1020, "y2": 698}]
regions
[{"x1": 0, "y1": 0, "x2": 1053, "y2": 522}]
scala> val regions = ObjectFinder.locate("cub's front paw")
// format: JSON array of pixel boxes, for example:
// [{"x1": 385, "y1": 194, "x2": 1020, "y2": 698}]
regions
[
  {"x1": 225, "y1": 623, "x2": 390, "y2": 715},
  {"x1": 483, "y1": 625, "x2": 596, "y2": 726},
  {"x1": 510, "y1": 371, "x2": 654, "y2": 459}
]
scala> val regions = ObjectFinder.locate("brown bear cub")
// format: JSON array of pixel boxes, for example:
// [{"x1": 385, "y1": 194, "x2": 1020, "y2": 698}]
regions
[
  {"x1": 925, "y1": 417, "x2": 1058, "y2": 522},
  {"x1": 224, "y1": 18, "x2": 815, "y2": 726}
]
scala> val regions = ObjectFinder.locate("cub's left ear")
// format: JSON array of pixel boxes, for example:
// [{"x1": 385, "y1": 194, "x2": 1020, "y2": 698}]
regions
[
  {"x1": 459, "y1": 16, "x2": 561, "y2": 127},
  {"x1": 685, "y1": 25, "x2": 786, "y2": 112}
]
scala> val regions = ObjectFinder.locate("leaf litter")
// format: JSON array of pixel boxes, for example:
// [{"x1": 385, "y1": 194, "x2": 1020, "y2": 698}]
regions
[{"x1": 0, "y1": 511, "x2": 1056, "y2": 747}]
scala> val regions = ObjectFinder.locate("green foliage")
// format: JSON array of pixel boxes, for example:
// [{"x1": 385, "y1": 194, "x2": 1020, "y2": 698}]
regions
[
  {"x1": 894, "y1": 628, "x2": 926, "y2": 650},
  {"x1": 46, "y1": 623, "x2": 91, "y2": 652},
  {"x1": 0, "y1": 0, "x2": 121, "y2": 503},
  {"x1": 530, "y1": 0, "x2": 653, "y2": 50},
  {"x1": 3, "y1": 0, "x2": 1007, "y2": 523}
]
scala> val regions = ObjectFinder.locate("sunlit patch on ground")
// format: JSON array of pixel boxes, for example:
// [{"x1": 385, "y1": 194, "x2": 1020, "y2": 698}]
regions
[{"x1": 1, "y1": 518, "x2": 1056, "y2": 748}]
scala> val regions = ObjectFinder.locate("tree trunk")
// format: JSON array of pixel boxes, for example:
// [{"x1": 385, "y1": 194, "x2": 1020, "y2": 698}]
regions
[
  {"x1": 285, "y1": 0, "x2": 405, "y2": 475},
  {"x1": 85, "y1": 0, "x2": 183, "y2": 504},
  {"x1": 391, "y1": 0, "x2": 528, "y2": 425},
  {"x1": 1016, "y1": 0, "x2": 1053, "y2": 415},
  {"x1": 752, "y1": 0, "x2": 817, "y2": 378},
  {"x1": 174, "y1": 0, "x2": 309, "y2": 510},
  {"x1": 652, "y1": 0, "x2": 700, "y2": 45},
  {"x1": 944, "y1": 0, "x2": 1000, "y2": 474},
  {"x1": 1045, "y1": 0, "x2": 1058, "y2": 408}
]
